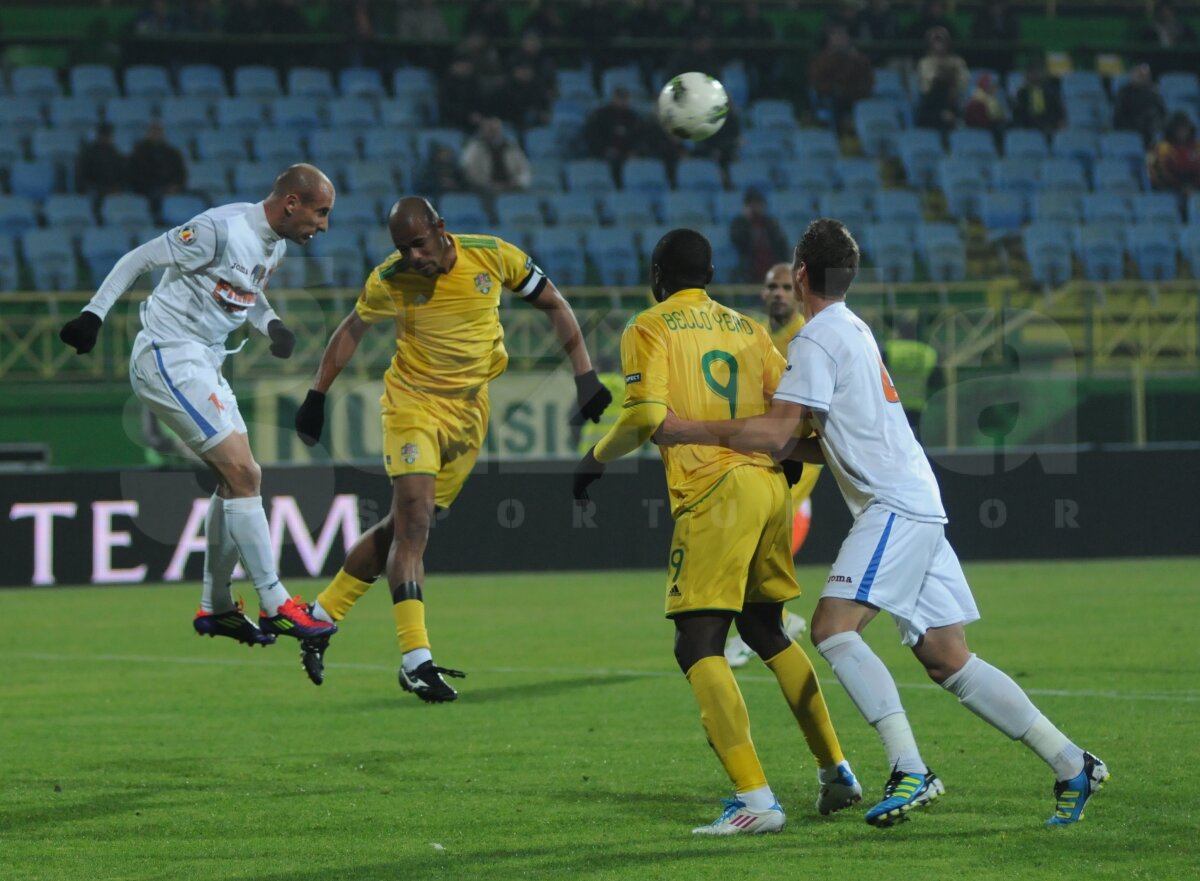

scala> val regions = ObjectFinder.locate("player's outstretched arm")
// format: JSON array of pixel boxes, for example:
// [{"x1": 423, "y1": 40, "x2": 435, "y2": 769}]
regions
[
  {"x1": 657, "y1": 398, "x2": 808, "y2": 459},
  {"x1": 295, "y1": 309, "x2": 370, "y2": 447},
  {"x1": 527, "y1": 281, "x2": 612, "y2": 424}
]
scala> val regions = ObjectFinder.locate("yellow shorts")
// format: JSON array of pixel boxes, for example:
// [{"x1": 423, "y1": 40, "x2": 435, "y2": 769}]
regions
[
  {"x1": 665, "y1": 465, "x2": 800, "y2": 617},
  {"x1": 380, "y1": 381, "x2": 489, "y2": 509}
]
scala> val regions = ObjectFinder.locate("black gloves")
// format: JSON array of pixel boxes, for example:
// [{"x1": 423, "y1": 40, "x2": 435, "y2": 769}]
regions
[
  {"x1": 570, "y1": 370, "x2": 613, "y2": 426},
  {"x1": 781, "y1": 459, "x2": 805, "y2": 487},
  {"x1": 267, "y1": 319, "x2": 295, "y2": 359},
  {"x1": 295, "y1": 389, "x2": 326, "y2": 447},
  {"x1": 573, "y1": 446, "x2": 606, "y2": 502},
  {"x1": 59, "y1": 311, "x2": 102, "y2": 354}
]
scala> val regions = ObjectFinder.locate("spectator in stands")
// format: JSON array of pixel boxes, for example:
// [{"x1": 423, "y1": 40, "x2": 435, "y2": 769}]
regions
[
  {"x1": 465, "y1": 0, "x2": 511, "y2": 39},
  {"x1": 570, "y1": 0, "x2": 621, "y2": 66},
  {"x1": 624, "y1": 0, "x2": 671, "y2": 39},
  {"x1": 441, "y1": 56, "x2": 486, "y2": 131},
  {"x1": 134, "y1": 0, "x2": 178, "y2": 35},
  {"x1": 129, "y1": 120, "x2": 187, "y2": 209},
  {"x1": 963, "y1": 72, "x2": 1007, "y2": 138},
  {"x1": 1114, "y1": 63, "x2": 1167, "y2": 148},
  {"x1": 77, "y1": 123, "x2": 127, "y2": 202},
  {"x1": 509, "y1": 29, "x2": 557, "y2": 87},
  {"x1": 417, "y1": 142, "x2": 468, "y2": 198},
  {"x1": 522, "y1": 0, "x2": 567, "y2": 39},
  {"x1": 808, "y1": 24, "x2": 874, "y2": 136},
  {"x1": 729, "y1": 189, "x2": 789, "y2": 284},
  {"x1": 498, "y1": 61, "x2": 552, "y2": 131},
  {"x1": 971, "y1": 0, "x2": 1019, "y2": 40},
  {"x1": 667, "y1": 32, "x2": 722, "y2": 82},
  {"x1": 271, "y1": 0, "x2": 309, "y2": 34},
  {"x1": 583, "y1": 86, "x2": 648, "y2": 174},
  {"x1": 691, "y1": 103, "x2": 743, "y2": 171},
  {"x1": 461, "y1": 116, "x2": 532, "y2": 197},
  {"x1": 457, "y1": 32, "x2": 506, "y2": 99},
  {"x1": 396, "y1": 0, "x2": 449, "y2": 40},
  {"x1": 1012, "y1": 61, "x2": 1065, "y2": 135},
  {"x1": 1148, "y1": 111, "x2": 1200, "y2": 194},
  {"x1": 854, "y1": 0, "x2": 899, "y2": 42},
  {"x1": 915, "y1": 27, "x2": 969, "y2": 133},
  {"x1": 223, "y1": 0, "x2": 272, "y2": 35},
  {"x1": 907, "y1": 0, "x2": 957, "y2": 41},
  {"x1": 342, "y1": 0, "x2": 376, "y2": 67},
  {"x1": 1138, "y1": 1, "x2": 1196, "y2": 48}
]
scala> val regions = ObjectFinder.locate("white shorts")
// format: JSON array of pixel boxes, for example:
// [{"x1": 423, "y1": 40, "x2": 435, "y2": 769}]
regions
[
  {"x1": 823, "y1": 504, "x2": 980, "y2": 646},
  {"x1": 130, "y1": 337, "x2": 245, "y2": 454}
]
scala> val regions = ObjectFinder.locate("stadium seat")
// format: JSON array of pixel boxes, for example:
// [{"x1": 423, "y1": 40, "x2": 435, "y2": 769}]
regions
[
  {"x1": 178, "y1": 65, "x2": 227, "y2": 102},
  {"x1": 713, "y1": 189, "x2": 759, "y2": 225},
  {"x1": 864, "y1": 225, "x2": 917, "y2": 283},
  {"x1": 23, "y1": 228, "x2": 78, "y2": 290},
  {"x1": 1159, "y1": 72, "x2": 1199, "y2": 107},
  {"x1": 621, "y1": 157, "x2": 671, "y2": 197},
  {"x1": 49, "y1": 97, "x2": 100, "y2": 137},
  {"x1": 1082, "y1": 193, "x2": 1130, "y2": 229},
  {"x1": 195, "y1": 129, "x2": 247, "y2": 164},
  {"x1": 989, "y1": 157, "x2": 1035, "y2": 196},
  {"x1": 793, "y1": 128, "x2": 840, "y2": 165},
  {"x1": 391, "y1": 68, "x2": 438, "y2": 123},
  {"x1": 600, "y1": 65, "x2": 645, "y2": 100},
  {"x1": 1092, "y1": 157, "x2": 1140, "y2": 194},
  {"x1": 101, "y1": 194, "x2": 153, "y2": 231},
  {"x1": 185, "y1": 160, "x2": 231, "y2": 199},
  {"x1": 819, "y1": 191, "x2": 871, "y2": 236},
  {"x1": 1099, "y1": 130, "x2": 1146, "y2": 171},
  {"x1": 775, "y1": 158, "x2": 835, "y2": 196},
  {"x1": 748, "y1": 99, "x2": 798, "y2": 133},
  {"x1": 853, "y1": 99, "x2": 903, "y2": 158},
  {"x1": 872, "y1": 68, "x2": 908, "y2": 103},
  {"x1": 1074, "y1": 226, "x2": 1125, "y2": 281},
  {"x1": 1022, "y1": 222, "x2": 1074, "y2": 286},
  {"x1": 379, "y1": 97, "x2": 424, "y2": 128},
  {"x1": 720, "y1": 61, "x2": 750, "y2": 109},
  {"x1": 10, "y1": 66, "x2": 62, "y2": 101},
  {"x1": 309, "y1": 129, "x2": 359, "y2": 164},
  {"x1": 1127, "y1": 224, "x2": 1179, "y2": 280},
  {"x1": 675, "y1": 158, "x2": 724, "y2": 194},
  {"x1": 43, "y1": 194, "x2": 94, "y2": 239},
  {"x1": 31, "y1": 128, "x2": 82, "y2": 167},
  {"x1": 565, "y1": 159, "x2": 615, "y2": 194},
  {"x1": 439, "y1": 193, "x2": 491, "y2": 229},
  {"x1": 270, "y1": 250, "x2": 307, "y2": 288},
  {"x1": 981, "y1": 190, "x2": 1026, "y2": 231},
  {"x1": 69, "y1": 65, "x2": 119, "y2": 103},
  {"x1": 874, "y1": 189, "x2": 923, "y2": 226},
  {"x1": 1038, "y1": 159, "x2": 1088, "y2": 196},
  {"x1": 233, "y1": 66, "x2": 283, "y2": 101},
  {"x1": 123, "y1": 65, "x2": 173, "y2": 101},
  {"x1": 272, "y1": 97, "x2": 322, "y2": 130},
  {"x1": 531, "y1": 227, "x2": 587, "y2": 285},
  {"x1": 1062, "y1": 71, "x2": 1106, "y2": 104},
  {"x1": 216, "y1": 98, "x2": 266, "y2": 136},
  {"x1": 545, "y1": 192, "x2": 599, "y2": 229},
  {"x1": 0, "y1": 131, "x2": 24, "y2": 172},
  {"x1": 343, "y1": 160, "x2": 395, "y2": 196},
  {"x1": 528, "y1": 160, "x2": 564, "y2": 195},
  {"x1": 1131, "y1": 192, "x2": 1181, "y2": 227},
  {"x1": 0, "y1": 96, "x2": 44, "y2": 136},
  {"x1": 0, "y1": 196, "x2": 38, "y2": 238},
  {"x1": 392, "y1": 67, "x2": 436, "y2": 93},
  {"x1": 727, "y1": 159, "x2": 774, "y2": 196},
  {"x1": 1053, "y1": 129, "x2": 1100, "y2": 174},
  {"x1": 494, "y1": 193, "x2": 544, "y2": 233},
  {"x1": 603, "y1": 191, "x2": 660, "y2": 229},
  {"x1": 415, "y1": 128, "x2": 465, "y2": 160},
  {"x1": 1065, "y1": 97, "x2": 1110, "y2": 133},
  {"x1": 1003, "y1": 128, "x2": 1049, "y2": 162},
  {"x1": 662, "y1": 191, "x2": 714, "y2": 227},
  {"x1": 737, "y1": 137, "x2": 790, "y2": 165},
  {"x1": 1179, "y1": 225, "x2": 1200, "y2": 277},
  {"x1": 939, "y1": 158, "x2": 987, "y2": 219},
  {"x1": 9, "y1": 160, "x2": 57, "y2": 201},
  {"x1": 338, "y1": 67, "x2": 386, "y2": 100},
  {"x1": 776, "y1": 190, "x2": 821, "y2": 239},
  {"x1": 0, "y1": 236, "x2": 19, "y2": 291},
  {"x1": 160, "y1": 193, "x2": 207, "y2": 227},
  {"x1": 701, "y1": 224, "x2": 739, "y2": 283},
  {"x1": 106, "y1": 97, "x2": 154, "y2": 140},
  {"x1": 585, "y1": 227, "x2": 640, "y2": 285},
  {"x1": 330, "y1": 193, "x2": 380, "y2": 234},
  {"x1": 918, "y1": 222, "x2": 966, "y2": 281},
  {"x1": 1034, "y1": 192, "x2": 1082, "y2": 225},
  {"x1": 522, "y1": 127, "x2": 560, "y2": 161},
  {"x1": 233, "y1": 160, "x2": 278, "y2": 195},
  {"x1": 361, "y1": 128, "x2": 414, "y2": 162},
  {"x1": 309, "y1": 228, "x2": 366, "y2": 287},
  {"x1": 897, "y1": 128, "x2": 944, "y2": 188},
  {"x1": 160, "y1": 97, "x2": 211, "y2": 139},
  {"x1": 948, "y1": 129, "x2": 998, "y2": 162},
  {"x1": 287, "y1": 67, "x2": 335, "y2": 101},
  {"x1": 253, "y1": 129, "x2": 304, "y2": 165},
  {"x1": 326, "y1": 97, "x2": 377, "y2": 133},
  {"x1": 556, "y1": 68, "x2": 597, "y2": 104}
]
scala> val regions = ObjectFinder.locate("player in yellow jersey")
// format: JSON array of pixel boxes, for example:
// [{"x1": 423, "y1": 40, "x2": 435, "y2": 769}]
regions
[
  {"x1": 572, "y1": 229, "x2": 860, "y2": 835},
  {"x1": 292, "y1": 197, "x2": 612, "y2": 700},
  {"x1": 724, "y1": 262, "x2": 818, "y2": 668}
]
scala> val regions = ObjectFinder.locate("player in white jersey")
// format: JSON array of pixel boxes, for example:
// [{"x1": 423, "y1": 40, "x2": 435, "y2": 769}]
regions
[
  {"x1": 59, "y1": 164, "x2": 339, "y2": 648},
  {"x1": 656, "y1": 219, "x2": 1108, "y2": 828}
]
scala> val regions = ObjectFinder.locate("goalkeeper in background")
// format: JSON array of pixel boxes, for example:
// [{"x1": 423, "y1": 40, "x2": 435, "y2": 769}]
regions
[
  {"x1": 292, "y1": 197, "x2": 611, "y2": 701},
  {"x1": 572, "y1": 229, "x2": 860, "y2": 835}
]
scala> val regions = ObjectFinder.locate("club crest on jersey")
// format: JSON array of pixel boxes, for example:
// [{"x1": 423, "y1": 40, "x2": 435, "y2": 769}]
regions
[
  {"x1": 251, "y1": 264, "x2": 267, "y2": 284},
  {"x1": 401, "y1": 442, "x2": 419, "y2": 464},
  {"x1": 474, "y1": 272, "x2": 493, "y2": 295},
  {"x1": 176, "y1": 225, "x2": 197, "y2": 245}
]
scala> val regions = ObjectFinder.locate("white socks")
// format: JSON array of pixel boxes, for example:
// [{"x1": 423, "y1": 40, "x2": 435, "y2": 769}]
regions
[
  {"x1": 403, "y1": 647, "x2": 432, "y2": 672},
  {"x1": 201, "y1": 492, "x2": 238, "y2": 614},
  {"x1": 737, "y1": 784, "x2": 777, "y2": 811},
  {"x1": 1020, "y1": 714, "x2": 1086, "y2": 781},
  {"x1": 310, "y1": 599, "x2": 335, "y2": 624},
  {"x1": 817, "y1": 631, "x2": 927, "y2": 774},
  {"x1": 222, "y1": 495, "x2": 289, "y2": 616}
]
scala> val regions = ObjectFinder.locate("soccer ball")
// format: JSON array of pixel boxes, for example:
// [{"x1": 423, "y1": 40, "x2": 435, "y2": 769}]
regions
[{"x1": 656, "y1": 72, "x2": 729, "y2": 141}]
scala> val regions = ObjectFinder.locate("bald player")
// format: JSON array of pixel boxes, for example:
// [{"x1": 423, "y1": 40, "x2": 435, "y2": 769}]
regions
[
  {"x1": 292, "y1": 197, "x2": 612, "y2": 701},
  {"x1": 59, "y1": 164, "x2": 339, "y2": 648}
]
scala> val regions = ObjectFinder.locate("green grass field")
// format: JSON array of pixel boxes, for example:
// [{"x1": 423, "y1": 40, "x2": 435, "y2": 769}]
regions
[{"x1": 2, "y1": 558, "x2": 1197, "y2": 881}]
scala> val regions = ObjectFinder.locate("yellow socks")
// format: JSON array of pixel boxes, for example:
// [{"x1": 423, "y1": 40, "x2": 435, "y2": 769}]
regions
[
  {"x1": 391, "y1": 580, "x2": 430, "y2": 652},
  {"x1": 764, "y1": 642, "x2": 845, "y2": 768},
  {"x1": 315, "y1": 569, "x2": 374, "y2": 621},
  {"x1": 686, "y1": 655, "x2": 767, "y2": 793}
]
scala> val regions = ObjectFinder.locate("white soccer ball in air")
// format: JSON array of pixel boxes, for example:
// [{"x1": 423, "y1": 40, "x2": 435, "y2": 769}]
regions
[{"x1": 656, "y1": 72, "x2": 729, "y2": 141}]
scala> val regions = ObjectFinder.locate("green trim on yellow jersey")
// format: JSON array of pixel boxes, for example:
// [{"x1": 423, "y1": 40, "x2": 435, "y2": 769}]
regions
[
  {"x1": 378, "y1": 256, "x2": 406, "y2": 279},
  {"x1": 677, "y1": 470, "x2": 732, "y2": 514},
  {"x1": 458, "y1": 236, "x2": 499, "y2": 249},
  {"x1": 623, "y1": 399, "x2": 667, "y2": 409}
]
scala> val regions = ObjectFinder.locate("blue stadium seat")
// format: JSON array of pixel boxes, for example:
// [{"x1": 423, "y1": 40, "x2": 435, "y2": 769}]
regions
[
  {"x1": 1188, "y1": 193, "x2": 1200, "y2": 223},
  {"x1": 392, "y1": 67, "x2": 436, "y2": 93},
  {"x1": 1179, "y1": 225, "x2": 1200, "y2": 277},
  {"x1": 309, "y1": 129, "x2": 359, "y2": 164},
  {"x1": 1038, "y1": 159, "x2": 1088, "y2": 196},
  {"x1": 1022, "y1": 222, "x2": 1073, "y2": 286},
  {"x1": 185, "y1": 161, "x2": 231, "y2": 199},
  {"x1": 160, "y1": 193, "x2": 207, "y2": 227},
  {"x1": 49, "y1": 97, "x2": 100, "y2": 137},
  {"x1": 0, "y1": 196, "x2": 38, "y2": 238},
  {"x1": 1052, "y1": 129, "x2": 1100, "y2": 174},
  {"x1": 556, "y1": 68, "x2": 597, "y2": 104},
  {"x1": 939, "y1": 157, "x2": 987, "y2": 218},
  {"x1": 603, "y1": 191, "x2": 659, "y2": 229},
  {"x1": 123, "y1": 65, "x2": 172, "y2": 101},
  {"x1": 532, "y1": 227, "x2": 587, "y2": 285},
  {"x1": 1003, "y1": 128, "x2": 1049, "y2": 162},
  {"x1": 379, "y1": 97, "x2": 422, "y2": 128},
  {"x1": 69, "y1": 65, "x2": 119, "y2": 103},
  {"x1": 1127, "y1": 224, "x2": 1179, "y2": 280},
  {"x1": 331, "y1": 193, "x2": 381, "y2": 234},
  {"x1": 366, "y1": 226, "x2": 397, "y2": 261},
  {"x1": 565, "y1": 159, "x2": 615, "y2": 194},
  {"x1": 439, "y1": 193, "x2": 491, "y2": 228},
  {"x1": 160, "y1": 97, "x2": 211, "y2": 139},
  {"x1": 0, "y1": 236, "x2": 18, "y2": 291},
  {"x1": 101, "y1": 193, "x2": 153, "y2": 231},
  {"x1": 338, "y1": 67, "x2": 385, "y2": 100},
  {"x1": 1062, "y1": 72, "x2": 1105, "y2": 104},
  {"x1": 1074, "y1": 226, "x2": 1125, "y2": 281},
  {"x1": 819, "y1": 191, "x2": 871, "y2": 236},
  {"x1": 675, "y1": 158, "x2": 723, "y2": 194},
  {"x1": 636, "y1": 224, "x2": 674, "y2": 253},
  {"x1": 897, "y1": 128, "x2": 944, "y2": 188},
  {"x1": 31, "y1": 128, "x2": 81, "y2": 167},
  {"x1": 1131, "y1": 192, "x2": 1181, "y2": 227},
  {"x1": 528, "y1": 160, "x2": 564, "y2": 195},
  {"x1": 793, "y1": 128, "x2": 840, "y2": 165},
  {"x1": 727, "y1": 159, "x2": 773, "y2": 196},
  {"x1": 362, "y1": 128, "x2": 414, "y2": 162},
  {"x1": 494, "y1": 193, "x2": 544, "y2": 233},
  {"x1": 853, "y1": 99, "x2": 903, "y2": 158},
  {"x1": 415, "y1": 128, "x2": 465, "y2": 160},
  {"x1": 42, "y1": 194, "x2": 94, "y2": 239},
  {"x1": 272, "y1": 97, "x2": 322, "y2": 130},
  {"x1": 713, "y1": 189, "x2": 763, "y2": 225},
  {"x1": 0, "y1": 131, "x2": 24, "y2": 171},
  {"x1": 392, "y1": 68, "x2": 438, "y2": 123},
  {"x1": 10, "y1": 66, "x2": 62, "y2": 100},
  {"x1": 1099, "y1": 130, "x2": 1146, "y2": 172},
  {"x1": 9, "y1": 160, "x2": 57, "y2": 200},
  {"x1": 178, "y1": 65, "x2": 227, "y2": 102},
  {"x1": 861, "y1": 224, "x2": 915, "y2": 283},
  {"x1": 662, "y1": 191, "x2": 713, "y2": 226},
  {"x1": 287, "y1": 67, "x2": 335, "y2": 101},
  {"x1": 0, "y1": 97, "x2": 44, "y2": 136},
  {"x1": 737, "y1": 137, "x2": 790, "y2": 165},
  {"x1": 874, "y1": 189, "x2": 923, "y2": 226},
  {"x1": 216, "y1": 98, "x2": 266, "y2": 135},
  {"x1": 309, "y1": 228, "x2": 366, "y2": 287},
  {"x1": 748, "y1": 99, "x2": 798, "y2": 133},
  {"x1": 981, "y1": 190, "x2": 1026, "y2": 231},
  {"x1": 253, "y1": 129, "x2": 304, "y2": 165},
  {"x1": 872, "y1": 68, "x2": 908, "y2": 103},
  {"x1": 777, "y1": 189, "x2": 821, "y2": 238},
  {"x1": 1065, "y1": 96, "x2": 1110, "y2": 133},
  {"x1": 1081, "y1": 193, "x2": 1130, "y2": 229},
  {"x1": 600, "y1": 65, "x2": 645, "y2": 100},
  {"x1": 621, "y1": 157, "x2": 670, "y2": 197},
  {"x1": 23, "y1": 228, "x2": 78, "y2": 290},
  {"x1": 343, "y1": 160, "x2": 395, "y2": 196},
  {"x1": 720, "y1": 61, "x2": 750, "y2": 109},
  {"x1": 585, "y1": 227, "x2": 640, "y2": 286},
  {"x1": 106, "y1": 97, "x2": 154, "y2": 140},
  {"x1": 545, "y1": 192, "x2": 599, "y2": 229},
  {"x1": 329, "y1": 97, "x2": 378, "y2": 131},
  {"x1": 948, "y1": 129, "x2": 998, "y2": 162},
  {"x1": 195, "y1": 129, "x2": 247, "y2": 164},
  {"x1": 1033, "y1": 192, "x2": 1081, "y2": 225},
  {"x1": 233, "y1": 66, "x2": 282, "y2": 100},
  {"x1": 523, "y1": 127, "x2": 560, "y2": 161},
  {"x1": 775, "y1": 158, "x2": 835, "y2": 195},
  {"x1": 918, "y1": 222, "x2": 966, "y2": 281},
  {"x1": 233, "y1": 160, "x2": 278, "y2": 195},
  {"x1": 700, "y1": 224, "x2": 739, "y2": 284},
  {"x1": 990, "y1": 157, "x2": 1036, "y2": 196},
  {"x1": 1159, "y1": 72, "x2": 1199, "y2": 105}
]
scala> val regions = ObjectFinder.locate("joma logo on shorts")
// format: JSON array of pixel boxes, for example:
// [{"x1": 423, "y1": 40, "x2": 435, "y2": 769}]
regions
[{"x1": 827, "y1": 574, "x2": 854, "y2": 584}]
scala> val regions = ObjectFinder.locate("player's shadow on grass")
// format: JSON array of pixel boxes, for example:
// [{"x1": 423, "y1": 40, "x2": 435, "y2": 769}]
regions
[{"x1": 347, "y1": 672, "x2": 648, "y2": 708}]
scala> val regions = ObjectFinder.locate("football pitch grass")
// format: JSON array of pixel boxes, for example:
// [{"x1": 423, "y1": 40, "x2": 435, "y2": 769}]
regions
[{"x1": 2, "y1": 558, "x2": 1196, "y2": 881}]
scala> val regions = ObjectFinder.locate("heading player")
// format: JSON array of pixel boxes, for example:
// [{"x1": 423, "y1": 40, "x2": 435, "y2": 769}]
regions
[
  {"x1": 292, "y1": 197, "x2": 611, "y2": 701},
  {"x1": 58, "y1": 164, "x2": 339, "y2": 649},
  {"x1": 656, "y1": 218, "x2": 1108, "y2": 827},
  {"x1": 572, "y1": 229, "x2": 860, "y2": 835}
]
